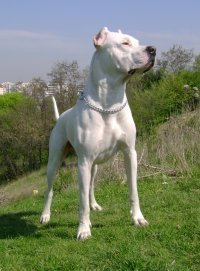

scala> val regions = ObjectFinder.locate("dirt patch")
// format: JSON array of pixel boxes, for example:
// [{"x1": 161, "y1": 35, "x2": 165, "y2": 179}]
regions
[{"x1": 0, "y1": 188, "x2": 8, "y2": 204}]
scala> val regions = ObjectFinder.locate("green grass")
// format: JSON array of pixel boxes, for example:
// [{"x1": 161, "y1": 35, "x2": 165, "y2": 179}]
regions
[{"x1": 0, "y1": 171, "x2": 199, "y2": 271}]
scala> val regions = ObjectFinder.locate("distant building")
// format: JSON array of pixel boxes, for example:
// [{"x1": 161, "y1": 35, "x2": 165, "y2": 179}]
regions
[
  {"x1": 1, "y1": 82, "x2": 14, "y2": 94},
  {"x1": 0, "y1": 82, "x2": 29, "y2": 94},
  {"x1": 0, "y1": 84, "x2": 4, "y2": 95},
  {"x1": 45, "y1": 85, "x2": 58, "y2": 96}
]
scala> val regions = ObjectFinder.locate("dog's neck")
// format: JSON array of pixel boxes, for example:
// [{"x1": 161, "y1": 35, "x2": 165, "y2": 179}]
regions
[{"x1": 84, "y1": 52, "x2": 128, "y2": 110}]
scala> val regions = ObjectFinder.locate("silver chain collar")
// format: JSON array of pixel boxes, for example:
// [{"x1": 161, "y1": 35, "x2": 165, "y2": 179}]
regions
[{"x1": 79, "y1": 92, "x2": 127, "y2": 114}]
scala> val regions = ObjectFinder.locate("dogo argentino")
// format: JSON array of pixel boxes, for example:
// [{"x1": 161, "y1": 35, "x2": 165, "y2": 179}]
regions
[{"x1": 40, "y1": 27, "x2": 156, "y2": 240}]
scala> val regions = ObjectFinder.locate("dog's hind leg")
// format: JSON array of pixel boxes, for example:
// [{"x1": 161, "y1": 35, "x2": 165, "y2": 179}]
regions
[
  {"x1": 89, "y1": 164, "x2": 103, "y2": 211},
  {"x1": 40, "y1": 140, "x2": 66, "y2": 224}
]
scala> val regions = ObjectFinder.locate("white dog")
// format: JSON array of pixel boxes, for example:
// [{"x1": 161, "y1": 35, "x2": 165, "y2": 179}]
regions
[{"x1": 40, "y1": 27, "x2": 156, "y2": 240}]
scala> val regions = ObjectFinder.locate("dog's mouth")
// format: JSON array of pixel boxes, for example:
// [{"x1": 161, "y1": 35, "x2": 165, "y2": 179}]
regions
[
  {"x1": 143, "y1": 59, "x2": 155, "y2": 73},
  {"x1": 128, "y1": 69, "x2": 137, "y2": 75},
  {"x1": 128, "y1": 59, "x2": 155, "y2": 75}
]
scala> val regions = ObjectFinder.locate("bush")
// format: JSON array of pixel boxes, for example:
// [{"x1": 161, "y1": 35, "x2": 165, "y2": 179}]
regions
[
  {"x1": 0, "y1": 93, "x2": 25, "y2": 114},
  {"x1": 99, "y1": 108, "x2": 200, "y2": 179},
  {"x1": 0, "y1": 93, "x2": 53, "y2": 183},
  {"x1": 127, "y1": 71, "x2": 200, "y2": 135},
  {"x1": 144, "y1": 109, "x2": 200, "y2": 174}
]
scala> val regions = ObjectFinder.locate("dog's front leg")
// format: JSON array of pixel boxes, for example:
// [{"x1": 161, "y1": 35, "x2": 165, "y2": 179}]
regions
[
  {"x1": 124, "y1": 148, "x2": 148, "y2": 226},
  {"x1": 77, "y1": 159, "x2": 92, "y2": 240}
]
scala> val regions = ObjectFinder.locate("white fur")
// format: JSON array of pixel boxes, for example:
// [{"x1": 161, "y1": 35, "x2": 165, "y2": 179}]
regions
[{"x1": 40, "y1": 27, "x2": 156, "y2": 240}]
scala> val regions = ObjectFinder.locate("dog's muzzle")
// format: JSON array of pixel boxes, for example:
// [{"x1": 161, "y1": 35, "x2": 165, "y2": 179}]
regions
[
  {"x1": 146, "y1": 46, "x2": 156, "y2": 57},
  {"x1": 128, "y1": 46, "x2": 156, "y2": 75},
  {"x1": 143, "y1": 46, "x2": 156, "y2": 73}
]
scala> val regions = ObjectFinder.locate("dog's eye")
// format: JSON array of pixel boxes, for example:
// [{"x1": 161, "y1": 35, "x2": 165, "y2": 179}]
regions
[{"x1": 122, "y1": 42, "x2": 130, "y2": 46}]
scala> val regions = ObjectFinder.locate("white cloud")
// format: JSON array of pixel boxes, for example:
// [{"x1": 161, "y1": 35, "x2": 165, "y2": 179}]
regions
[
  {"x1": 0, "y1": 29, "x2": 92, "y2": 82},
  {"x1": 0, "y1": 29, "x2": 70, "y2": 49},
  {"x1": 0, "y1": 29, "x2": 50, "y2": 39}
]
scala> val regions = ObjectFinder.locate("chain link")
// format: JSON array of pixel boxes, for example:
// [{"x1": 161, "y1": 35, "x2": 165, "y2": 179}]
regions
[{"x1": 79, "y1": 92, "x2": 127, "y2": 114}]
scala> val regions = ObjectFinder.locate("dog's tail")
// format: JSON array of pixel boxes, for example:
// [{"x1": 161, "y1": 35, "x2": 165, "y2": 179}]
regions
[{"x1": 51, "y1": 96, "x2": 59, "y2": 121}]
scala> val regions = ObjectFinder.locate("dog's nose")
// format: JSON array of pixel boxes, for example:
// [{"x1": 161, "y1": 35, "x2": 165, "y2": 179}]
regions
[{"x1": 146, "y1": 46, "x2": 156, "y2": 56}]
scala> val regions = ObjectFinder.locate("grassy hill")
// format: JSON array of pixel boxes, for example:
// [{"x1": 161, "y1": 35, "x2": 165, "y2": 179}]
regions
[
  {"x1": 0, "y1": 166, "x2": 199, "y2": 271},
  {"x1": 1, "y1": 100, "x2": 200, "y2": 270}
]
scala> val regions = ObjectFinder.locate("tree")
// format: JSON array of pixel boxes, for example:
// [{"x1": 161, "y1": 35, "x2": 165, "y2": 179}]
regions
[
  {"x1": 22, "y1": 77, "x2": 53, "y2": 136},
  {"x1": 47, "y1": 62, "x2": 67, "y2": 91},
  {"x1": 24, "y1": 77, "x2": 47, "y2": 105},
  {"x1": 140, "y1": 68, "x2": 166, "y2": 89},
  {"x1": 0, "y1": 94, "x2": 44, "y2": 182},
  {"x1": 192, "y1": 54, "x2": 200, "y2": 71},
  {"x1": 9, "y1": 81, "x2": 27, "y2": 93},
  {"x1": 47, "y1": 61, "x2": 81, "y2": 92},
  {"x1": 157, "y1": 45, "x2": 194, "y2": 73},
  {"x1": 47, "y1": 60, "x2": 87, "y2": 112}
]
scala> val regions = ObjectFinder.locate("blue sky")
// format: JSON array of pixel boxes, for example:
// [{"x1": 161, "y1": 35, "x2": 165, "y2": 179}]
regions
[{"x1": 1, "y1": 0, "x2": 200, "y2": 82}]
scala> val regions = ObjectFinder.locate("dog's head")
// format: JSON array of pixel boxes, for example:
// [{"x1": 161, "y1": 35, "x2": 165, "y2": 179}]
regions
[{"x1": 93, "y1": 27, "x2": 156, "y2": 78}]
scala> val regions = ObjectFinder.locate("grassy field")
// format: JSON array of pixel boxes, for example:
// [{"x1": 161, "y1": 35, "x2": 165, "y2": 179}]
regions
[{"x1": 0, "y1": 169, "x2": 199, "y2": 271}]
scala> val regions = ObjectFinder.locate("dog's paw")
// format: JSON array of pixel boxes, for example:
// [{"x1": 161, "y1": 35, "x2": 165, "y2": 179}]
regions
[
  {"x1": 77, "y1": 223, "x2": 91, "y2": 240},
  {"x1": 133, "y1": 216, "x2": 149, "y2": 227},
  {"x1": 131, "y1": 210, "x2": 149, "y2": 227},
  {"x1": 40, "y1": 213, "x2": 50, "y2": 224},
  {"x1": 90, "y1": 202, "x2": 103, "y2": 211}
]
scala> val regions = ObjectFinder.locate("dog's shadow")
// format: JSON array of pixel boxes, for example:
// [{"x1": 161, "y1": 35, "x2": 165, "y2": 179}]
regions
[
  {"x1": 0, "y1": 211, "x2": 79, "y2": 240},
  {"x1": 0, "y1": 211, "x2": 38, "y2": 239},
  {"x1": 0, "y1": 211, "x2": 105, "y2": 240}
]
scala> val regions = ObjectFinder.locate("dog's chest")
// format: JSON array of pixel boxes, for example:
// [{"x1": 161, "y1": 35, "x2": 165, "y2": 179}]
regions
[
  {"x1": 94, "y1": 129, "x2": 121, "y2": 163},
  {"x1": 79, "y1": 117, "x2": 126, "y2": 163}
]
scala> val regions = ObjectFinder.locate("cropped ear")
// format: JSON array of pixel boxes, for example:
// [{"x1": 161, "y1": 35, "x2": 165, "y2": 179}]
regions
[{"x1": 93, "y1": 27, "x2": 109, "y2": 47}]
